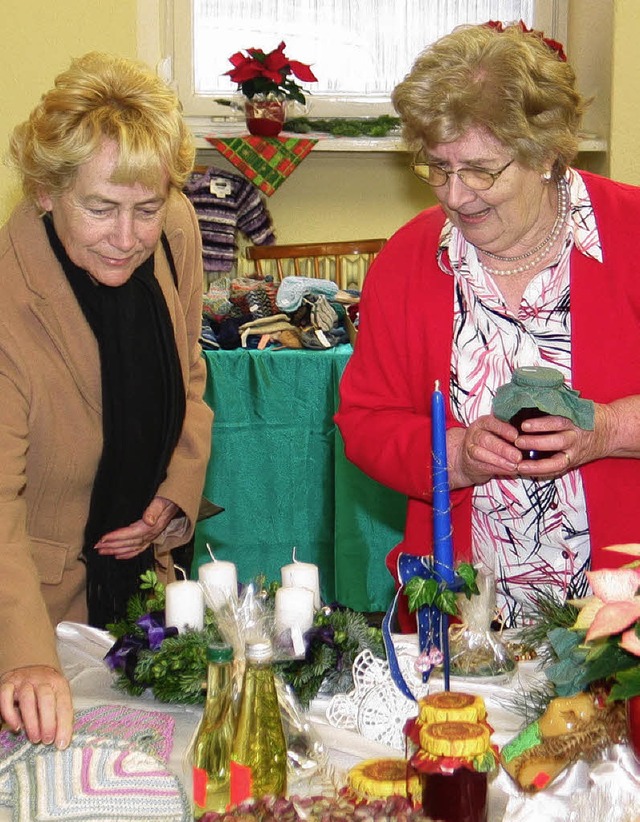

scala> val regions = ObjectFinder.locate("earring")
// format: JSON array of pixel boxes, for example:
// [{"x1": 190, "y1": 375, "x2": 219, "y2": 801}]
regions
[{"x1": 541, "y1": 171, "x2": 552, "y2": 183}]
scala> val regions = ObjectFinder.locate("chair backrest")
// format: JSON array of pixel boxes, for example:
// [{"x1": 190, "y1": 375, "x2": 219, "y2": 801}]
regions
[{"x1": 245, "y1": 238, "x2": 386, "y2": 290}]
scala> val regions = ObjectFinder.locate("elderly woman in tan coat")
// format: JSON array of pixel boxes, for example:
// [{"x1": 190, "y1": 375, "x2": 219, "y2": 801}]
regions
[{"x1": 0, "y1": 53, "x2": 212, "y2": 749}]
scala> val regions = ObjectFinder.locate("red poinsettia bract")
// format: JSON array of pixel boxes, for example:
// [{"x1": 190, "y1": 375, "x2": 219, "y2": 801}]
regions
[{"x1": 225, "y1": 41, "x2": 317, "y2": 104}]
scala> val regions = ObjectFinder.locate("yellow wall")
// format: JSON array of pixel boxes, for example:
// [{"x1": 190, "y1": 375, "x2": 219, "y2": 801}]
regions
[
  {"x1": 610, "y1": 0, "x2": 640, "y2": 184},
  {"x1": 1, "y1": 0, "x2": 637, "y2": 240},
  {"x1": 0, "y1": 0, "x2": 137, "y2": 224}
]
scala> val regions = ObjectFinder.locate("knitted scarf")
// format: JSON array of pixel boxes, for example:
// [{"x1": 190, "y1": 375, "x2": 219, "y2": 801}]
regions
[{"x1": 43, "y1": 217, "x2": 186, "y2": 628}]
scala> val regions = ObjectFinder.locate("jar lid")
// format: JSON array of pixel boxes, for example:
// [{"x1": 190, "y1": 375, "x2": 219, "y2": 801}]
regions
[
  {"x1": 512, "y1": 366, "x2": 564, "y2": 388},
  {"x1": 493, "y1": 365, "x2": 595, "y2": 430},
  {"x1": 245, "y1": 639, "x2": 273, "y2": 662},
  {"x1": 418, "y1": 692, "x2": 487, "y2": 725},
  {"x1": 206, "y1": 642, "x2": 234, "y2": 663},
  {"x1": 419, "y1": 721, "x2": 491, "y2": 759}
]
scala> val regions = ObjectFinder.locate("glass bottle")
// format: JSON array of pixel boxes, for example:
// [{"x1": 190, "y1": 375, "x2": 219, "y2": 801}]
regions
[
  {"x1": 192, "y1": 642, "x2": 236, "y2": 818},
  {"x1": 230, "y1": 639, "x2": 287, "y2": 805}
]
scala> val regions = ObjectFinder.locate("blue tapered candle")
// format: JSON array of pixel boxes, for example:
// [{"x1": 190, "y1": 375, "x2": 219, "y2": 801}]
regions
[
  {"x1": 431, "y1": 380, "x2": 454, "y2": 584},
  {"x1": 432, "y1": 379, "x2": 454, "y2": 690}
]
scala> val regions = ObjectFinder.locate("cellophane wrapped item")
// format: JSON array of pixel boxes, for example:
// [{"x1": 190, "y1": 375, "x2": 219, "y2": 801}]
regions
[
  {"x1": 195, "y1": 581, "x2": 328, "y2": 787},
  {"x1": 449, "y1": 567, "x2": 516, "y2": 678}
]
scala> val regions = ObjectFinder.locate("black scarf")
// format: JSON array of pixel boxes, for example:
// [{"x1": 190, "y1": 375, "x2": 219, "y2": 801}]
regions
[{"x1": 43, "y1": 217, "x2": 186, "y2": 628}]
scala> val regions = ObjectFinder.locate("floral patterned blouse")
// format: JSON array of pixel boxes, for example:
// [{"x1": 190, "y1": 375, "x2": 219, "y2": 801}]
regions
[{"x1": 439, "y1": 169, "x2": 602, "y2": 626}]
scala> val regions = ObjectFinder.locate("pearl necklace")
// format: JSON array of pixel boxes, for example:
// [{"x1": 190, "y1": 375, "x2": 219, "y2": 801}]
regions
[{"x1": 478, "y1": 180, "x2": 569, "y2": 277}]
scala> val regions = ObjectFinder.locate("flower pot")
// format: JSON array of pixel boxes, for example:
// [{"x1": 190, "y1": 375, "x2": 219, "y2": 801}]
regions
[
  {"x1": 244, "y1": 99, "x2": 286, "y2": 137},
  {"x1": 626, "y1": 694, "x2": 640, "y2": 763}
]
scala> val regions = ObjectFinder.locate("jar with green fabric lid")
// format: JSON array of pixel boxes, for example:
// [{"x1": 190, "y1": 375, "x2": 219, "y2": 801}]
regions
[{"x1": 492, "y1": 366, "x2": 595, "y2": 460}]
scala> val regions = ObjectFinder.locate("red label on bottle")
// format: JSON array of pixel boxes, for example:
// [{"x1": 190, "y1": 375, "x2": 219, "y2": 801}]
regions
[
  {"x1": 193, "y1": 766, "x2": 207, "y2": 807},
  {"x1": 230, "y1": 760, "x2": 252, "y2": 806}
]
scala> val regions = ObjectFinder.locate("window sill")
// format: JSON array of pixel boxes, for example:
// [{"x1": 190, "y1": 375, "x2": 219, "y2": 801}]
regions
[{"x1": 191, "y1": 118, "x2": 607, "y2": 155}]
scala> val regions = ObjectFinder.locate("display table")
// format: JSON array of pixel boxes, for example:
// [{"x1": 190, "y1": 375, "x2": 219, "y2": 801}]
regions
[
  {"x1": 195, "y1": 346, "x2": 406, "y2": 612},
  {"x1": 2, "y1": 624, "x2": 637, "y2": 822}
]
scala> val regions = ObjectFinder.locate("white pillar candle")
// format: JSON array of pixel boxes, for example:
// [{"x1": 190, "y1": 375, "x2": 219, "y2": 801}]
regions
[
  {"x1": 198, "y1": 559, "x2": 238, "y2": 611},
  {"x1": 281, "y1": 552, "x2": 321, "y2": 609},
  {"x1": 275, "y1": 586, "x2": 315, "y2": 655},
  {"x1": 165, "y1": 580, "x2": 204, "y2": 632}
]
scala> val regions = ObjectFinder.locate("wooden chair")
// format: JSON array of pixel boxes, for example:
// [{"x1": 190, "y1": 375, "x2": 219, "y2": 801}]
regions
[{"x1": 245, "y1": 238, "x2": 386, "y2": 290}]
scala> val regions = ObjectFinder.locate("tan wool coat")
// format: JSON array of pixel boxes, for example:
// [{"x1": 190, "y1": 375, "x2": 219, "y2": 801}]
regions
[{"x1": 0, "y1": 190, "x2": 213, "y2": 676}]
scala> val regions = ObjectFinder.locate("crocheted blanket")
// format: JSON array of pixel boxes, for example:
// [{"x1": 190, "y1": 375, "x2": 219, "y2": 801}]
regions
[{"x1": 0, "y1": 705, "x2": 189, "y2": 821}]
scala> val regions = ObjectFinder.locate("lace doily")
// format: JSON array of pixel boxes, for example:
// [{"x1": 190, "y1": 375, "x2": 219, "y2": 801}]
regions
[{"x1": 325, "y1": 643, "x2": 430, "y2": 751}]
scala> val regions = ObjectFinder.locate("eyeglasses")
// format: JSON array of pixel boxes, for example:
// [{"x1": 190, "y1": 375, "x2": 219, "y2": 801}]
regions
[{"x1": 411, "y1": 158, "x2": 514, "y2": 191}]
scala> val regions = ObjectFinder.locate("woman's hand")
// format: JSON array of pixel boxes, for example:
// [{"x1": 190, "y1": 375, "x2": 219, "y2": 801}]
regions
[
  {"x1": 0, "y1": 666, "x2": 73, "y2": 749},
  {"x1": 447, "y1": 414, "x2": 522, "y2": 488},
  {"x1": 514, "y1": 404, "x2": 617, "y2": 478},
  {"x1": 94, "y1": 496, "x2": 180, "y2": 559}
]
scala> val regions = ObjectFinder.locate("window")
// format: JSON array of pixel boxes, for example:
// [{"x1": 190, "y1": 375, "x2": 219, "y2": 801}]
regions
[{"x1": 147, "y1": 0, "x2": 567, "y2": 121}]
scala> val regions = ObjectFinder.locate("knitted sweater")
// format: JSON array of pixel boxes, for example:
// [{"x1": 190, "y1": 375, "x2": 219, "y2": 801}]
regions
[{"x1": 184, "y1": 166, "x2": 275, "y2": 272}]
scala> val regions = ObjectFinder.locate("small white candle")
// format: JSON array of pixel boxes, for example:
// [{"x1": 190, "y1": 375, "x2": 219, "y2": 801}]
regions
[
  {"x1": 274, "y1": 585, "x2": 315, "y2": 647},
  {"x1": 280, "y1": 548, "x2": 321, "y2": 609},
  {"x1": 198, "y1": 559, "x2": 238, "y2": 611},
  {"x1": 165, "y1": 580, "x2": 204, "y2": 632}
]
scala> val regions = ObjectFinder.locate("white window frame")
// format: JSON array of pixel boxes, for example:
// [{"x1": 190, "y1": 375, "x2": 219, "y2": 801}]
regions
[{"x1": 138, "y1": 0, "x2": 567, "y2": 127}]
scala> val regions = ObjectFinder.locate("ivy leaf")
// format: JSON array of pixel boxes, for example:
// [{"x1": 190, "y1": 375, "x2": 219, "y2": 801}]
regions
[
  {"x1": 456, "y1": 563, "x2": 479, "y2": 597},
  {"x1": 435, "y1": 589, "x2": 458, "y2": 616},
  {"x1": 405, "y1": 577, "x2": 440, "y2": 612}
]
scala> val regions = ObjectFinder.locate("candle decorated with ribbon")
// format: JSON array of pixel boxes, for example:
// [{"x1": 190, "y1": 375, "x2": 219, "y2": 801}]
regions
[
  {"x1": 431, "y1": 380, "x2": 454, "y2": 585},
  {"x1": 197, "y1": 544, "x2": 238, "y2": 611},
  {"x1": 280, "y1": 547, "x2": 321, "y2": 609},
  {"x1": 165, "y1": 564, "x2": 205, "y2": 632}
]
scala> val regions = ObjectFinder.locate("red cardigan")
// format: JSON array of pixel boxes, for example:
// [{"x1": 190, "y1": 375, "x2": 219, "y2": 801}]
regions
[{"x1": 336, "y1": 171, "x2": 640, "y2": 610}]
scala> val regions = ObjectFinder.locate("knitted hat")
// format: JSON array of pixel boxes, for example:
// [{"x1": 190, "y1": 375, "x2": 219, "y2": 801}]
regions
[{"x1": 276, "y1": 276, "x2": 339, "y2": 312}]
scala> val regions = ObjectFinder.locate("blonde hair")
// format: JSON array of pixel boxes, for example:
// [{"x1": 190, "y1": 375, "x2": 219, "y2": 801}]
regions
[
  {"x1": 392, "y1": 24, "x2": 589, "y2": 177},
  {"x1": 10, "y1": 52, "x2": 194, "y2": 203}
]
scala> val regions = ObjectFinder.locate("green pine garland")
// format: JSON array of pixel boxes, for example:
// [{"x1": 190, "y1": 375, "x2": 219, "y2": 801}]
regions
[
  {"x1": 275, "y1": 608, "x2": 385, "y2": 707},
  {"x1": 284, "y1": 115, "x2": 400, "y2": 137},
  {"x1": 105, "y1": 573, "x2": 385, "y2": 707}
]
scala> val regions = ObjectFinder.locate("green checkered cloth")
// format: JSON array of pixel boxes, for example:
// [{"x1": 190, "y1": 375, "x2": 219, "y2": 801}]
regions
[{"x1": 206, "y1": 135, "x2": 318, "y2": 195}]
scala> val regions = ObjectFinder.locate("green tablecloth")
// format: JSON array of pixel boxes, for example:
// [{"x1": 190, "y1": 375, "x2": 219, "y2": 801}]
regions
[{"x1": 194, "y1": 346, "x2": 406, "y2": 612}]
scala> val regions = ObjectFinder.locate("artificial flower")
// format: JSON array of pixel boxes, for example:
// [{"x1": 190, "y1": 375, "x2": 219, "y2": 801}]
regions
[
  {"x1": 485, "y1": 19, "x2": 567, "y2": 62},
  {"x1": 225, "y1": 41, "x2": 317, "y2": 105},
  {"x1": 562, "y1": 559, "x2": 640, "y2": 700},
  {"x1": 570, "y1": 567, "x2": 640, "y2": 645}
]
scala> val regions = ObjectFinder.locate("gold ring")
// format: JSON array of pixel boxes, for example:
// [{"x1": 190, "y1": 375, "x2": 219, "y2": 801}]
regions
[{"x1": 563, "y1": 451, "x2": 571, "y2": 468}]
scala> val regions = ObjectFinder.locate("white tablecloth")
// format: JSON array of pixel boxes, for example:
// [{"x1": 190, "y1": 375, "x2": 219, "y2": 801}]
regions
[{"x1": 2, "y1": 623, "x2": 639, "y2": 821}]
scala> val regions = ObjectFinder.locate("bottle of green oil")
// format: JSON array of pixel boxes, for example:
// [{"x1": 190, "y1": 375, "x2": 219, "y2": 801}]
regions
[
  {"x1": 229, "y1": 638, "x2": 287, "y2": 805},
  {"x1": 192, "y1": 642, "x2": 236, "y2": 818}
]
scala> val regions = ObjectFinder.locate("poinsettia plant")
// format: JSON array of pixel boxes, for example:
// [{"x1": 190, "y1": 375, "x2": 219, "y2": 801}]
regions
[
  {"x1": 567, "y1": 563, "x2": 640, "y2": 700},
  {"x1": 526, "y1": 554, "x2": 640, "y2": 702},
  {"x1": 225, "y1": 41, "x2": 318, "y2": 105}
]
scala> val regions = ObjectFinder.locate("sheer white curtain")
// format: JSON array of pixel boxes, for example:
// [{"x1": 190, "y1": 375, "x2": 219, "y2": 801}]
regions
[
  {"x1": 169, "y1": 0, "x2": 566, "y2": 117},
  {"x1": 193, "y1": 0, "x2": 535, "y2": 101}
]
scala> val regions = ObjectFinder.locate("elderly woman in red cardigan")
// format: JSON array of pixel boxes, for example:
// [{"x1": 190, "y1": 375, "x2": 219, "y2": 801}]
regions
[{"x1": 336, "y1": 23, "x2": 640, "y2": 632}]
